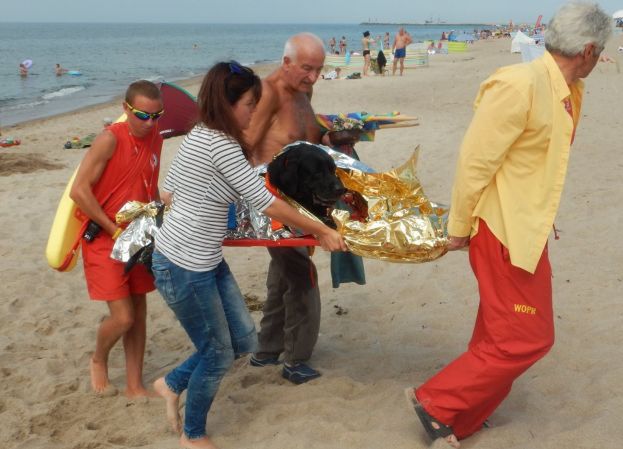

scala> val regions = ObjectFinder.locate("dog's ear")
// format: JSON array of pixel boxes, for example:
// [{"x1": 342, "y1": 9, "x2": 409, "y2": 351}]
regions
[{"x1": 268, "y1": 151, "x2": 301, "y2": 197}]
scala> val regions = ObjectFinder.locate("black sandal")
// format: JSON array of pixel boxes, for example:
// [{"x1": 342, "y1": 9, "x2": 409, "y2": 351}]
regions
[{"x1": 404, "y1": 388, "x2": 457, "y2": 441}]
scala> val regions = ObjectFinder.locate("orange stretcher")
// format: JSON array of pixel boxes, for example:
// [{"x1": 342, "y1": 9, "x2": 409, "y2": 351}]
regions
[{"x1": 222, "y1": 237, "x2": 319, "y2": 247}]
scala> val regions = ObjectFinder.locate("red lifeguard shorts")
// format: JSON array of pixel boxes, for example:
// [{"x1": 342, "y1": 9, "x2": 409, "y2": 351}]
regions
[{"x1": 81, "y1": 236, "x2": 155, "y2": 301}]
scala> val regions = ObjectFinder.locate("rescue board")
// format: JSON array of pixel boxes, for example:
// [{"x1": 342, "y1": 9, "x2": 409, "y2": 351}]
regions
[{"x1": 45, "y1": 168, "x2": 84, "y2": 271}]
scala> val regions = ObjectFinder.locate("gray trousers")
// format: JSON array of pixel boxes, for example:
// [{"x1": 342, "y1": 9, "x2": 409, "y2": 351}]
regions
[{"x1": 256, "y1": 246, "x2": 321, "y2": 364}]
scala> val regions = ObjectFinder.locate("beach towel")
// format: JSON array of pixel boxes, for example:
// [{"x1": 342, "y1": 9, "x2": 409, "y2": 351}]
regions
[
  {"x1": 0, "y1": 137, "x2": 21, "y2": 148},
  {"x1": 330, "y1": 146, "x2": 366, "y2": 288},
  {"x1": 316, "y1": 112, "x2": 418, "y2": 142},
  {"x1": 331, "y1": 242, "x2": 366, "y2": 287},
  {"x1": 331, "y1": 193, "x2": 366, "y2": 287},
  {"x1": 64, "y1": 133, "x2": 96, "y2": 149}
]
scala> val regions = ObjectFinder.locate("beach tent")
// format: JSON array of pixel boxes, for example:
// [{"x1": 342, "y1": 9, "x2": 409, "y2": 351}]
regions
[
  {"x1": 519, "y1": 43, "x2": 545, "y2": 62},
  {"x1": 324, "y1": 53, "x2": 365, "y2": 73},
  {"x1": 402, "y1": 44, "x2": 429, "y2": 66},
  {"x1": 429, "y1": 41, "x2": 467, "y2": 54},
  {"x1": 157, "y1": 82, "x2": 198, "y2": 139},
  {"x1": 324, "y1": 54, "x2": 364, "y2": 74},
  {"x1": 324, "y1": 48, "x2": 428, "y2": 74},
  {"x1": 511, "y1": 30, "x2": 535, "y2": 53}
]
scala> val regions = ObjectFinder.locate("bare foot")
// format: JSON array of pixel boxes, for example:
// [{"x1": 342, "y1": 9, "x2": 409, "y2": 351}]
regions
[
  {"x1": 125, "y1": 386, "x2": 158, "y2": 399},
  {"x1": 153, "y1": 377, "x2": 181, "y2": 434},
  {"x1": 180, "y1": 434, "x2": 219, "y2": 449},
  {"x1": 90, "y1": 357, "x2": 117, "y2": 395}
]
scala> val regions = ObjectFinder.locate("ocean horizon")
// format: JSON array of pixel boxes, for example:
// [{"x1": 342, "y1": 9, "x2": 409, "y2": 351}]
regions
[{"x1": 1, "y1": 22, "x2": 485, "y2": 127}]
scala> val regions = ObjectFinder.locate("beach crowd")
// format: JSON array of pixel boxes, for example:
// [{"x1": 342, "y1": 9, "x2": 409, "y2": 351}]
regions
[{"x1": 322, "y1": 22, "x2": 550, "y2": 79}]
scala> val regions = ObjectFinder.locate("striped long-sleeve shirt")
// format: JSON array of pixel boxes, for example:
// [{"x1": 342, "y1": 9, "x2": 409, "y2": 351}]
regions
[{"x1": 156, "y1": 126, "x2": 274, "y2": 271}]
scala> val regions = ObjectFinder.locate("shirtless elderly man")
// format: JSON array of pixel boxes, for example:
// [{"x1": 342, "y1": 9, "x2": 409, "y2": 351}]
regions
[
  {"x1": 245, "y1": 33, "x2": 329, "y2": 384},
  {"x1": 392, "y1": 27, "x2": 413, "y2": 76}
]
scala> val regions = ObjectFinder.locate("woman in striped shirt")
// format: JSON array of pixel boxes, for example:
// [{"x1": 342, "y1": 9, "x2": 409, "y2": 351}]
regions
[{"x1": 152, "y1": 61, "x2": 346, "y2": 449}]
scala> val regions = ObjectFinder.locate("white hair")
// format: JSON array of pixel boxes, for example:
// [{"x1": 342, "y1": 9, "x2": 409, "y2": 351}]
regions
[
  {"x1": 283, "y1": 33, "x2": 325, "y2": 62},
  {"x1": 545, "y1": 2, "x2": 612, "y2": 56}
]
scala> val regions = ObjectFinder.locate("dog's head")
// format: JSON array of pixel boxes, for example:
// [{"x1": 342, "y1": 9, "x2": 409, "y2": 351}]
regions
[{"x1": 267, "y1": 143, "x2": 345, "y2": 227}]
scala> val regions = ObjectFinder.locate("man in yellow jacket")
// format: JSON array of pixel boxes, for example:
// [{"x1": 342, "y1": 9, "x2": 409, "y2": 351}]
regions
[{"x1": 406, "y1": 3, "x2": 612, "y2": 447}]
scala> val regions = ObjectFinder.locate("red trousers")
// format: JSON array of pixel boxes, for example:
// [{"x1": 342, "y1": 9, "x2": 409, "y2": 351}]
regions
[{"x1": 415, "y1": 219, "x2": 554, "y2": 439}]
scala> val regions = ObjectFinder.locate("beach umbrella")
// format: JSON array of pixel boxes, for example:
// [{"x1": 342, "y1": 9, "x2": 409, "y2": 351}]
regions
[{"x1": 613, "y1": 9, "x2": 623, "y2": 19}]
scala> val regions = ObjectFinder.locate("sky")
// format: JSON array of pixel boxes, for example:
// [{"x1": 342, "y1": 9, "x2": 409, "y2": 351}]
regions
[{"x1": 2, "y1": 0, "x2": 622, "y2": 24}]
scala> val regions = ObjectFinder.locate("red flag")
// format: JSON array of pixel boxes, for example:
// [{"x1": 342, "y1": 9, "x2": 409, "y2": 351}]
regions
[{"x1": 535, "y1": 15, "x2": 543, "y2": 29}]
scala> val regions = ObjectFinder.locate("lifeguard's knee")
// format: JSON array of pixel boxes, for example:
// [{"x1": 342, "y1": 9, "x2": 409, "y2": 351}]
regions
[
  {"x1": 106, "y1": 299, "x2": 137, "y2": 332},
  {"x1": 113, "y1": 311, "x2": 136, "y2": 332}
]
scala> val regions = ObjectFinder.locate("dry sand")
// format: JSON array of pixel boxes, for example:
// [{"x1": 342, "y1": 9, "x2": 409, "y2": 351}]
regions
[{"x1": 1, "y1": 37, "x2": 622, "y2": 449}]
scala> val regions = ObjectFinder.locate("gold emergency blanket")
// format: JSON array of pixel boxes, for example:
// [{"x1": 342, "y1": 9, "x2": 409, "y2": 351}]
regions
[
  {"x1": 111, "y1": 201, "x2": 164, "y2": 263},
  {"x1": 332, "y1": 146, "x2": 448, "y2": 263}
]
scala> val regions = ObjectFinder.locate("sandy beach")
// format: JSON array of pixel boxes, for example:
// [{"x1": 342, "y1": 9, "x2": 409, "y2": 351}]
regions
[{"x1": 1, "y1": 36, "x2": 622, "y2": 449}]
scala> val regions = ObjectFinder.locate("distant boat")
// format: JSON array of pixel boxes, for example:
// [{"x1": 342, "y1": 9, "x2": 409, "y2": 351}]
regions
[{"x1": 424, "y1": 17, "x2": 446, "y2": 25}]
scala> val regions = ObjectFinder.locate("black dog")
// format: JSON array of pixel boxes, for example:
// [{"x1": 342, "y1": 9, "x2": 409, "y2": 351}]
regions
[{"x1": 267, "y1": 142, "x2": 345, "y2": 228}]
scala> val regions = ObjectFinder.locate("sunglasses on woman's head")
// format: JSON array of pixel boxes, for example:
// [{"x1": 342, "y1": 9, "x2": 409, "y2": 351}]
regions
[
  {"x1": 126, "y1": 102, "x2": 164, "y2": 121},
  {"x1": 228, "y1": 61, "x2": 253, "y2": 76}
]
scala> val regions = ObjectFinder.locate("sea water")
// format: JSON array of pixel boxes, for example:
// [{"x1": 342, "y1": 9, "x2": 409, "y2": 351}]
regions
[{"x1": 0, "y1": 22, "x2": 483, "y2": 126}]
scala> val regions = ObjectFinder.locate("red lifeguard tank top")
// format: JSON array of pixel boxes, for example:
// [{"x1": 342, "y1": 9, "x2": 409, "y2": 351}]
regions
[{"x1": 91, "y1": 122, "x2": 163, "y2": 219}]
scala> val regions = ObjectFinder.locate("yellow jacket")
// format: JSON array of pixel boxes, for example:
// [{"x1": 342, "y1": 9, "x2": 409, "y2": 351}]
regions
[{"x1": 448, "y1": 51, "x2": 584, "y2": 273}]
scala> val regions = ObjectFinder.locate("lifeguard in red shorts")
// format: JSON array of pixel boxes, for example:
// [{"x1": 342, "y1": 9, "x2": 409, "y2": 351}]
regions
[
  {"x1": 70, "y1": 80, "x2": 163, "y2": 397},
  {"x1": 405, "y1": 3, "x2": 612, "y2": 447}
]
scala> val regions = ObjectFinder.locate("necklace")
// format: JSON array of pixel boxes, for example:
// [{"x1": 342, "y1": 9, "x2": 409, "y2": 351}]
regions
[{"x1": 127, "y1": 126, "x2": 157, "y2": 201}]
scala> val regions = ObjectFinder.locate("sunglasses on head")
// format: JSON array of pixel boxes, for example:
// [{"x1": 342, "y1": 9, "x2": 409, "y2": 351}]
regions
[
  {"x1": 126, "y1": 102, "x2": 164, "y2": 121},
  {"x1": 228, "y1": 61, "x2": 253, "y2": 76}
]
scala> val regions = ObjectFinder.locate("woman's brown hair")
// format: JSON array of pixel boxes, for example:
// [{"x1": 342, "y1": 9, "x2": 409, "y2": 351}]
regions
[{"x1": 196, "y1": 61, "x2": 262, "y2": 156}]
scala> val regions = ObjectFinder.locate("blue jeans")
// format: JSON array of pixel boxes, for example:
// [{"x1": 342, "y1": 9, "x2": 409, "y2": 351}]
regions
[{"x1": 151, "y1": 251, "x2": 257, "y2": 439}]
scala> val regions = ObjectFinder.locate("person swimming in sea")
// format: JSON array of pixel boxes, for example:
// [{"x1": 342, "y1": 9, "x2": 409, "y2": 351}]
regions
[{"x1": 55, "y1": 63, "x2": 68, "y2": 76}]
